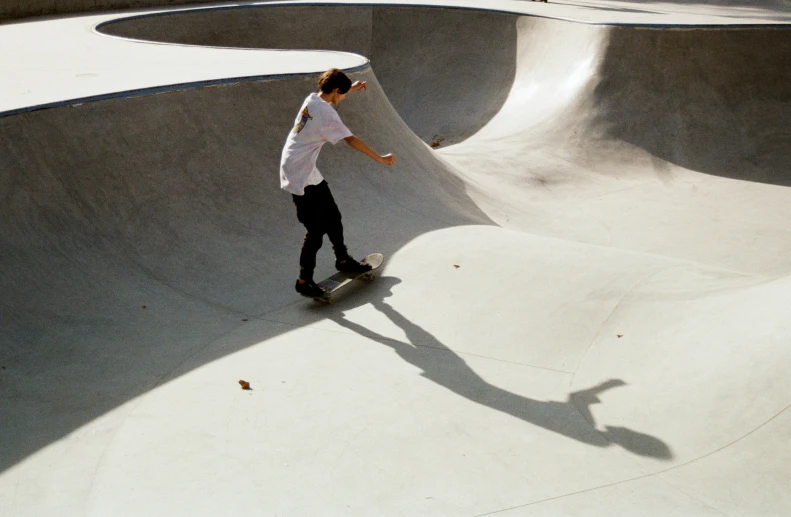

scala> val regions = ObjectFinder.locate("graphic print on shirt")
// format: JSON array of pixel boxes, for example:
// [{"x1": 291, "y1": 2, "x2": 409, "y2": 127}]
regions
[{"x1": 293, "y1": 108, "x2": 313, "y2": 134}]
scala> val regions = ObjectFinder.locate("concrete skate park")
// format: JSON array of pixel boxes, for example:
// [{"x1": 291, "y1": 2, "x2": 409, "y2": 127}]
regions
[{"x1": 2, "y1": 0, "x2": 791, "y2": 514}]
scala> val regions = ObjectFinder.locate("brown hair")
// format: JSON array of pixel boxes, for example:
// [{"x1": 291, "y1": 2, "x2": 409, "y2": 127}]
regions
[{"x1": 317, "y1": 68, "x2": 352, "y2": 94}]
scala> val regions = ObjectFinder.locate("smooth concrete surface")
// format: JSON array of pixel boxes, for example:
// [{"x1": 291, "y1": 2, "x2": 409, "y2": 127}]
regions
[
  {"x1": 0, "y1": 0, "x2": 212, "y2": 22},
  {"x1": 4, "y1": 0, "x2": 791, "y2": 23},
  {"x1": 97, "y1": 5, "x2": 520, "y2": 145},
  {"x1": 2, "y1": 1, "x2": 791, "y2": 516}
]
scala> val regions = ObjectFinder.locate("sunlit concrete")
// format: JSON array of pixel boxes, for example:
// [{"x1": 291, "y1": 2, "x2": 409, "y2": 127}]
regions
[{"x1": 2, "y1": 1, "x2": 790, "y2": 516}]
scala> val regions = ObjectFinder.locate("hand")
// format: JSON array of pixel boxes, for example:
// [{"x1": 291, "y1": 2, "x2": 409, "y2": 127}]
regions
[
  {"x1": 350, "y1": 81, "x2": 367, "y2": 92},
  {"x1": 379, "y1": 153, "x2": 396, "y2": 166}
]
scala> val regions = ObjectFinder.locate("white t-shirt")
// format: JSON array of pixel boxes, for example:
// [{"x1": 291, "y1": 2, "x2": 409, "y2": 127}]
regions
[{"x1": 279, "y1": 93, "x2": 353, "y2": 195}]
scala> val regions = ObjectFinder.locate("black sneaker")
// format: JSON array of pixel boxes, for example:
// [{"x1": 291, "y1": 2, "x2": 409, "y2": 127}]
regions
[
  {"x1": 335, "y1": 256, "x2": 372, "y2": 274},
  {"x1": 295, "y1": 279, "x2": 327, "y2": 298}
]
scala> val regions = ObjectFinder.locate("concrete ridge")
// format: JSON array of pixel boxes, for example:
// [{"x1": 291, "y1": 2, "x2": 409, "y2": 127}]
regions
[
  {"x1": 91, "y1": 0, "x2": 791, "y2": 27},
  {"x1": 0, "y1": 65, "x2": 372, "y2": 118},
  {"x1": 3, "y1": 1, "x2": 791, "y2": 117},
  {"x1": 6, "y1": 0, "x2": 791, "y2": 25}
]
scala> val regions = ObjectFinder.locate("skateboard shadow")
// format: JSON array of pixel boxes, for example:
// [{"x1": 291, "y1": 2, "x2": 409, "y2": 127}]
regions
[{"x1": 328, "y1": 276, "x2": 672, "y2": 460}]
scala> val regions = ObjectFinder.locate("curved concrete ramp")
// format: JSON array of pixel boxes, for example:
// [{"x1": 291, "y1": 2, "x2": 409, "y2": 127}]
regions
[
  {"x1": 2, "y1": 2, "x2": 791, "y2": 516},
  {"x1": 98, "y1": 5, "x2": 520, "y2": 146}
]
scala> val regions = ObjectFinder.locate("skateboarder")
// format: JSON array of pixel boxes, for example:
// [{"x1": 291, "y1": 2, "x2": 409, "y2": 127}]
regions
[{"x1": 280, "y1": 68, "x2": 396, "y2": 298}]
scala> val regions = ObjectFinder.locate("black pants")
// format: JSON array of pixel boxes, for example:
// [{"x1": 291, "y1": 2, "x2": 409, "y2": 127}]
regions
[{"x1": 292, "y1": 181, "x2": 349, "y2": 281}]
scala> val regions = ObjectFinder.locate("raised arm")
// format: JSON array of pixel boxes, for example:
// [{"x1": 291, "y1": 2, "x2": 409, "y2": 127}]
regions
[
  {"x1": 349, "y1": 81, "x2": 367, "y2": 93},
  {"x1": 344, "y1": 135, "x2": 397, "y2": 165}
]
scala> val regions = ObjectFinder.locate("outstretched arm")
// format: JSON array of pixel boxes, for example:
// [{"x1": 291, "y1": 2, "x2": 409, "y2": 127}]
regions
[
  {"x1": 344, "y1": 135, "x2": 397, "y2": 165},
  {"x1": 569, "y1": 379, "x2": 627, "y2": 425},
  {"x1": 349, "y1": 81, "x2": 367, "y2": 93}
]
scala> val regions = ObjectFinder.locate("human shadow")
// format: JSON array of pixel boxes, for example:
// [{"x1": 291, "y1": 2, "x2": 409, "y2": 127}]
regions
[{"x1": 328, "y1": 277, "x2": 672, "y2": 460}]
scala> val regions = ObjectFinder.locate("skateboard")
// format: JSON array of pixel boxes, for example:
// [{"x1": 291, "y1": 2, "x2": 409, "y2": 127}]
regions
[{"x1": 314, "y1": 253, "x2": 384, "y2": 304}]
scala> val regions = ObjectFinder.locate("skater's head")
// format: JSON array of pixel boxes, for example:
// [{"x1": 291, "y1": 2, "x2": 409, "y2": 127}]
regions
[{"x1": 318, "y1": 68, "x2": 352, "y2": 105}]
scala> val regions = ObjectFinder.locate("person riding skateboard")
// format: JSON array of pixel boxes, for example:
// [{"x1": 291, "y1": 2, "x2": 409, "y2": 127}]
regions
[{"x1": 280, "y1": 68, "x2": 397, "y2": 298}]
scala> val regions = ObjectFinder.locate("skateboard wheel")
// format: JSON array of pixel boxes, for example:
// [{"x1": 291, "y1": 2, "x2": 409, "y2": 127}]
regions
[{"x1": 327, "y1": 297, "x2": 336, "y2": 305}]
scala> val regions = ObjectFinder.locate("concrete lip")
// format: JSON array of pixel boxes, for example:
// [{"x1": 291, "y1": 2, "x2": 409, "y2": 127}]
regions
[
  {"x1": 3, "y1": 0, "x2": 791, "y2": 115},
  {"x1": 2, "y1": 1, "x2": 791, "y2": 516}
]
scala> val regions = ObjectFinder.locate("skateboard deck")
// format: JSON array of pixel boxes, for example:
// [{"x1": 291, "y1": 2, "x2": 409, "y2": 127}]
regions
[{"x1": 314, "y1": 253, "x2": 384, "y2": 304}]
